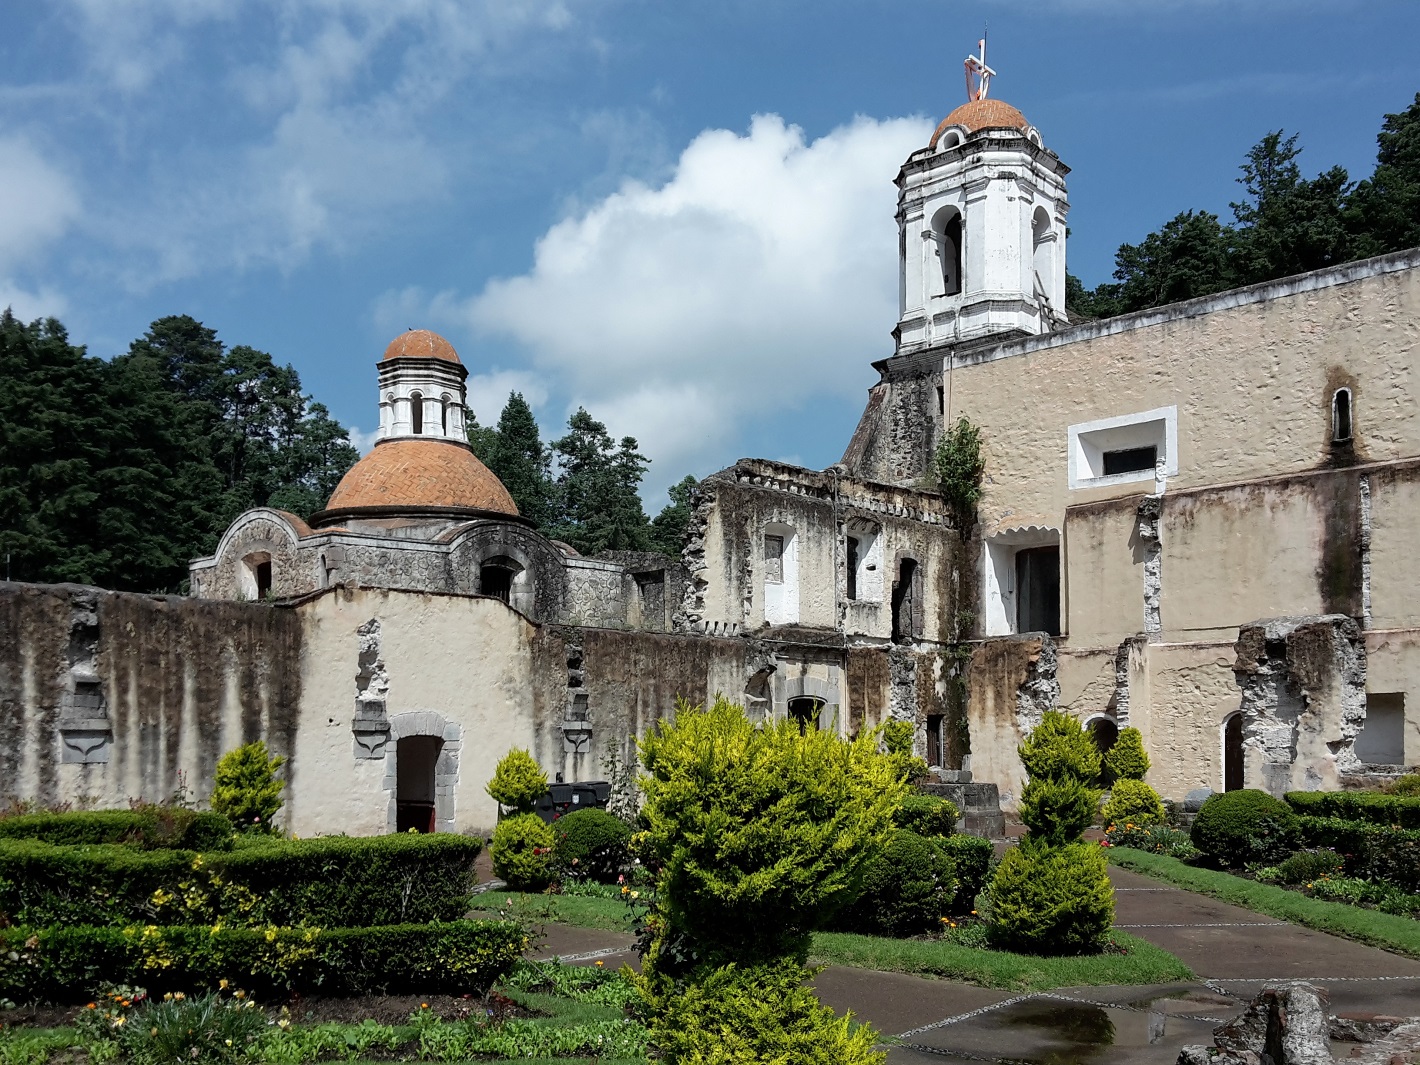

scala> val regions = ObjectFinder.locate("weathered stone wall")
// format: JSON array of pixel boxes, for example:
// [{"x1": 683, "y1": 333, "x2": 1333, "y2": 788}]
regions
[{"x1": 0, "y1": 582, "x2": 303, "y2": 810}]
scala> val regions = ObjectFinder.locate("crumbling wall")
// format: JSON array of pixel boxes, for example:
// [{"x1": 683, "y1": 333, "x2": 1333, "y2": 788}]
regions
[
  {"x1": 840, "y1": 364, "x2": 943, "y2": 488},
  {"x1": 1234, "y1": 615, "x2": 1366, "y2": 794},
  {"x1": 965, "y1": 634, "x2": 1058, "y2": 806}
]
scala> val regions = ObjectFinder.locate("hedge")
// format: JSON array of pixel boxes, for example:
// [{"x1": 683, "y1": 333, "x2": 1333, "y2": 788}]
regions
[
  {"x1": 0, "y1": 809, "x2": 233, "y2": 851},
  {"x1": 1287, "y1": 791, "x2": 1420, "y2": 830},
  {"x1": 0, "y1": 919, "x2": 528, "y2": 1003},
  {"x1": 1296, "y1": 815, "x2": 1420, "y2": 893},
  {"x1": 0, "y1": 833, "x2": 482, "y2": 928}
]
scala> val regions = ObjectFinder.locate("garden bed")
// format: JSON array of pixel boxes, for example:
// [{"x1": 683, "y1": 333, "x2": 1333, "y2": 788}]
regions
[{"x1": 1107, "y1": 847, "x2": 1420, "y2": 958}]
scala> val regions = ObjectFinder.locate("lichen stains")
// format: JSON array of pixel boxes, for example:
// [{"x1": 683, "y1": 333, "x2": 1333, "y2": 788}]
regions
[
  {"x1": 846, "y1": 647, "x2": 890, "y2": 737},
  {"x1": 0, "y1": 583, "x2": 71, "y2": 804},
  {"x1": 1313, "y1": 470, "x2": 1362, "y2": 618},
  {"x1": 967, "y1": 635, "x2": 1047, "y2": 724}
]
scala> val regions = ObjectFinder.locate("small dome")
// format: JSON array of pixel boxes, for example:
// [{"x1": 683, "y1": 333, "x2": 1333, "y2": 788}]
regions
[
  {"x1": 929, "y1": 99, "x2": 1030, "y2": 148},
  {"x1": 382, "y1": 329, "x2": 461, "y2": 364},
  {"x1": 323, "y1": 439, "x2": 518, "y2": 516}
]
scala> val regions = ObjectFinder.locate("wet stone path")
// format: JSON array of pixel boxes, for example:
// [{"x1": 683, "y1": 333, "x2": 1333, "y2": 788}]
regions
[{"x1": 527, "y1": 865, "x2": 1420, "y2": 1064}]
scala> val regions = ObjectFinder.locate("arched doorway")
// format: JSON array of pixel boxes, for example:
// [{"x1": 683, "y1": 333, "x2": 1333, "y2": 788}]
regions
[
  {"x1": 396, "y1": 735, "x2": 443, "y2": 832},
  {"x1": 788, "y1": 697, "x2": 824, "y2": 735},
  {"x1": 1222, "y1": 714, "x2": 1244, "y2": 792},
  {"x1": 1088, "y1": 716, "x2": 1119, "y2": 759}
]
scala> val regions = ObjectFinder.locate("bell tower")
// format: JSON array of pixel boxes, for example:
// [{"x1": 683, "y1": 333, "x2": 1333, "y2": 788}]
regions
[{"x1": 894, "y1": 41, "x2": 1070, "y2": 353}]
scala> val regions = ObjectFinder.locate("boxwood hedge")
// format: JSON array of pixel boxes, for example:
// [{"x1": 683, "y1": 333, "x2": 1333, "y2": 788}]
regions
[
  {"x1": 0, "y1": 833, "x2": 482, "y2": 928},
  {"x1": 0, "y1": 809, "x2": 233, "y2": 851},
  {"x1": 1287, "y1": 791, "x2": 1420, "y2": 830},
  {"x1": 0, "y1": 919, "x2": 527, "y2": 1003},
  {"x1": 1296, "y1": 815, "x2": 1420, "y2": 893}
]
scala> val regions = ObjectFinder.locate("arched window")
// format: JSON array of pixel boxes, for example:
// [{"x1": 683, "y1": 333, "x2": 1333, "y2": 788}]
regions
[
  {"x1": 240, "y1": 551, "x2": 273, "y2": 601},
  {"x1": 440, "y1": 394, "x2": 451, "y2": 436},
  {"x1": 1222, "y1": 713, "x2": 1244, "y2": 792},
  {"x1": 788, "y1": 697, "x2": 823, "y2": 735},
  {"x1": 1032, "y1": 207, "x2": 1054, "y2": 299},
  {"x1": 930, "y1": 206, "x2": 963, "y2": 297},
  {"x1": 891, "y1": 556, "x2": 920, "y2": 642},
  {"x1": 1332, "y1": 387, "x2": 1353, "y2": 443},
  {"x1": 410, "y1": 392, "x2": 423, "y2": 435},
  {"x1": 1088, "y1": 716, "x2": 1119, "y2": 759}
]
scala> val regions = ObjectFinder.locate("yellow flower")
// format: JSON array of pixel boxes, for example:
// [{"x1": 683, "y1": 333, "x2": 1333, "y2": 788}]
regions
[
  {"x1": 219, "y1": 979, "x2": 229, "y2": 990},
  {"x1": 234, "y1": 990, "x2": 246, "y2": 1000},
  {"x1": 595, "y1": 960, "x2": 604, "y2": 967},
  {"x1": 630, "y1": 890, "x2": 639, "y2": 899},
  {"x1": 421, "y1": 1003, "x2": 429, "y2": 1009},
  {"x1": 173, "y1": 992, "x2": 184, "y2": 1001},
  {"x1": 112, "y1": 1017, "x2": 126, "y2": 1028}
]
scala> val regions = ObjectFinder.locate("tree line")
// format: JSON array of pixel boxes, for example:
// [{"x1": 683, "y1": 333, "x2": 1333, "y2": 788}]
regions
[
  {"x1": 468, "y1": 393, "x2": 695, "y2": 559},
  {"x1": 0, "y1": 313, "x2": 360, "y2": 593},
  {"x1": 1068, "y1": 93, "x2": 1420, "y2": 319}
]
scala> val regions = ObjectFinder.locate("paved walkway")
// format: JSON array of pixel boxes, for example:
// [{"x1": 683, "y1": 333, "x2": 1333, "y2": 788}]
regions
[{"x1": 522, "y1": 866, "x2": 1420, "y2": 1064}]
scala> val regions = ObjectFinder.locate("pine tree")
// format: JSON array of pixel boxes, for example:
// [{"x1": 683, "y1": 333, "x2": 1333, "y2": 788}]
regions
[
  {"x1": 548, "y1": 408, "x2": 651, "y2": 555},
  {"x1": 650, "y1": 475, "x2": 698, "y2": 557},
  {"x1": 483, "y1": 392, "x2": 555, "y2": 527},
  {"x1": 1349, "y1": 93, "x2": 1420, "y2": 257}
]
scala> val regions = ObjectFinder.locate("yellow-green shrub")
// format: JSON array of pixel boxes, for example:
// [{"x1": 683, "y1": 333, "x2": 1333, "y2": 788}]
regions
[
  {"x1": 1100, "y1": 779, "x2": 1166, "y2": 828},
  {"x1": 485, "y1": 748, "x2": 548, "y2": 815},
  {"x1": 490, "y1": 813, "x2": 555, "y2": 890},
  {"x1": 986, "y1": 841, "x2": 1114, "y2": 955},
  {"x1": 210, "y1": 742, "x2": 285, "y2": 834},
  {"x1": 1102, "y1": 727, "x2": 1150, "y2": 784}
]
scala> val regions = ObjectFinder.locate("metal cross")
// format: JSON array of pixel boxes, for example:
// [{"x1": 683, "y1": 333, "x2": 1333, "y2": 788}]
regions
[{"x1": 964, "y1": 36, "x2": 995, "y2": 101}]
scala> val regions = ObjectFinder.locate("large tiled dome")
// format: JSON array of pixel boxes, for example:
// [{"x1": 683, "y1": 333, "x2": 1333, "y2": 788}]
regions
[{"x1": 323, "y1": 438, "x2": 517, "y2": 516}]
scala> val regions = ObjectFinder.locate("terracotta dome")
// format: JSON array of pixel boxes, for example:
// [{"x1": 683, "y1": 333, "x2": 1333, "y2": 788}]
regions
[
  {"x1": 929, "y1": 99, "x2": 1030, "y2": 148},
  {"x1": 323, "y1": 439, "x2": 518, "y2": 516},
  {"x1": 382, "y1": 329, "x2": 461, "y2": 364}
]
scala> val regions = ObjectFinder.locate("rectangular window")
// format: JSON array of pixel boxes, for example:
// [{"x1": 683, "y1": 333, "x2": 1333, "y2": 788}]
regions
[
  {"x1": 845, "y1": 536, "x2": 860, "y2": 600},
  {"x1": 1355, "y1": 693, "x2": 1406, "y2": 765},
  {"x1": 764, "y1": 535, "x2": 784, "y2": 584},
  {"x1": 1015, "y1": 545, "x2": 1060, "y2": 636},
  {"x1": 936, "y1": 385, "x2": 945, "y2": 416},
  {"x1": 926, "y1": 714, "x2": 943, "y2": 768},
  {"x1": 1102, "y1": 446, "x2": 1157, "y2": 476}
]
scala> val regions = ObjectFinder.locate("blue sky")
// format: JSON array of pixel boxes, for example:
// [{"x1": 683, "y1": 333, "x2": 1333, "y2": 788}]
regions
[{"x1": 3, "y1": 1, "x2": 1417, "y2": 507}]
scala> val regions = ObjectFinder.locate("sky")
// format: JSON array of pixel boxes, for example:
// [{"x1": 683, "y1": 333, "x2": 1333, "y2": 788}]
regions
[{"x1": 2, "y1": 1, "x2": 1418, "y2": 508}]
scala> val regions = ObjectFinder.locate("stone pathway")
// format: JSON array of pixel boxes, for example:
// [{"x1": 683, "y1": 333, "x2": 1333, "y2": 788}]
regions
[{"x1": 520, "y1": 866, "x2": 1420, "y2": 1064}]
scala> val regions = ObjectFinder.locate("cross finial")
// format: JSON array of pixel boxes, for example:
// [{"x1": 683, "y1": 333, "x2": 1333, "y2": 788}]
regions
[{"x1": 964, "y1": 34, "x2": 994, "y2": 102}]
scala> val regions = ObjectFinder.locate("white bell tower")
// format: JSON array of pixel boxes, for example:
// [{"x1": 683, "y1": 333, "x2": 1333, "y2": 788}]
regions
[
  {"x1": 894, "y1": 41, "x2": 1070, "y2": 353},
  {"x1": 375, "y1": 329, "x2": 471, "y2": 443}
]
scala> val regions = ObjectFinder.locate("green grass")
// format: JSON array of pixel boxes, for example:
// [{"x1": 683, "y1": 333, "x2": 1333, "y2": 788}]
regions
[
  {"x1": 472, "y1": 889, "x2": 1193, "y2": 992},
  {"x1": 467, "y1": 890, "x2": 638, "y2": 932},
  {"x1": 807, "y1": 930, "x2": 1191, "y2": 991},
  {"x1": 1109, "y1": 847, "x2": 1420, "y2": 958}
]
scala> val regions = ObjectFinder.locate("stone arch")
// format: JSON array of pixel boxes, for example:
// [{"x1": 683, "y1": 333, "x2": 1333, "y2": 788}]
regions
[
  {"x1": 1083, "y1": 713, "x2": 1119, "y2": 759},
  {"x1": 785, "y1": 677, "x2": 840, "y2": 732},
  {"x1": 384, "y1": 711, "x2": 461, "y2": 832}
]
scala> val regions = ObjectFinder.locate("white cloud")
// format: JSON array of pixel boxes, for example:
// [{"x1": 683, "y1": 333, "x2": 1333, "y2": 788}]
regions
[
  {"x1": 458, "y1": 113, "x2": 931, "y2": 495},
  {"x1": 0, "y1": 281, "x2": 70, "y2": 324},
  {"x1": 0, "y1": 137, "x2": 80, "y2": 272}
]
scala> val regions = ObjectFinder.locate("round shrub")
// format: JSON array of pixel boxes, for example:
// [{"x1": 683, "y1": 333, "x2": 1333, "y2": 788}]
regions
[
  {"x1": 1275, "y1": 848, "x2": 1346, "y2": 885},
  {"x1": 1100, "y1": 780, "x2": 1167, "y2": 828},
  {"x1": 552, "y1": 808, "x2": 633, "y2": 883},
  {"x1": 490, "y1": 813, "x2": 556, "y2": 890},
  {"x1": 1101, "y1": 727, "x2": 1150, "y2": 784},
  {"x1": 1018, "y1": 711, "x2": 1101, "y2": 786},
  {"x1": 485, "y1": 749, "x2": 548, "y2": 815},
  {"x1": 834, "y1": 829, "x2": 957, "y2": 937},
  {"x1": 1019, "y1": 777, "x2": 1099, "y2": 846},
  {"x1": 894, "y1": 794, "x2": 959, "y2": 839},
  {"x1": 987, "y1": 840, "x2": 1114, "y2": 955},
  {"x1": 1190, "y1": 789, "x2": 1299, "y2": 867}
]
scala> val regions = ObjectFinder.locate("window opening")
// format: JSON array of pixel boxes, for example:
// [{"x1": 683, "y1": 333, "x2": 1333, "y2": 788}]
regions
[
  {"x1": 480, "y1": 564, "x2": 516, "y2": 603},
  {"x1": 1332, "y1": 387, "x2": 1353, "y2": 443},
  {"x1": 1031, "y1": 207, "x2": 1053, "y2": 298},
  {"x1": 937, "y1": 384, "x2": 946, "y2": 416},
  {"x1": 395, "y1": 735, "x2": 442, "y2": 832},
  {"x1": 441, "y1": 395, "x2": 450, "y2": 435},
  {"x1": 1355, "y1": 692, "x2": 1405, "y2": 764},
  {"x1": 1015, "y1": 546, "x2": 1060, "y2": 636},
  {"x1": 255, "y1": 560, "x2": 273, "y2": 600},
  {"x1": 1223, "y1": 714, "x2": 1244, "y2": 792},
  {"x1": 788, "y1": 697, "x2": 824, "y2": 735},
  {"x1": 764, "y1": 535, "x2": 784, "y2": 584},
  {"x1": 1102, "y1": 446, "x2": 1157, "y2": 476},
  {"x1": 845, "y1": 536, "x2": 860, "y2": 601},
  {"x1": 410, "y1": 392, "x2": 423, "y2": 435},
  {"x1": 891, "y1": 557, "x2": 919, "y2": 642},
  {"x1": 926, "y1": 714, "x2": 943, "y2": 768}
]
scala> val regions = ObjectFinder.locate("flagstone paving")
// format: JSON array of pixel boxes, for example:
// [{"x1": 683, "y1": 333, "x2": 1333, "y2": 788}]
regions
[{"x1": 522, "y1": 865, "x2": 1420, "y2": 1064}]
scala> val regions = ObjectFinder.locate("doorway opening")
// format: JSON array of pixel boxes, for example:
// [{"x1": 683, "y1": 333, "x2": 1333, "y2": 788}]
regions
[
  {"x1": 1089, "y1": 716, "x2": 1119, "y2": 759},
  {"x1": 891, "y1": 557, "x2": 920, "y2": 642},
  {"x1": 1015, "y1": 545, "x2": 1060, "y2": 636},
  {"x1": 396, "y1": 735, "x2": 442, "y2": 832},
  {"x1": 1223, "y1": 714, "x2": 1244, "y2": 792},
  {"x1": 788, "y1": 697, "x2": 824, "y2": 735}
]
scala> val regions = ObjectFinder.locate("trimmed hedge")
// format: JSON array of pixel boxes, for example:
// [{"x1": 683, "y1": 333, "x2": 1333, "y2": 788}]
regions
[
  {"x1": 1191, "y1": 789, "x2": 1299, "y2": 866},
  {"x1": 1287, "y1": 791, "x2": 1420, "y2": 830},
  {"x1": 895, "y1": 794, "x2": 960, "y2": 839},
  {"x1": 0, "y1": 809, "x2": 233, "y2": 851},
  {"x1": 552, "y1": 808, "x2": 632, "y2": 884},
  {"x1": 0, "y1": 833, "x2": 482, "y2": 928},
  {"x1": 0, "y1": 919, "x2": 528, "y2": 1003},
  {"x1": 940, "y1": 834, "x2": 993, "y2": 914},
  {"x1": 833, "y1": 829, "x2": 956, "y2": 937},
  {"x1": 1296, "y1": 815, "x2": 1420, "y2": 893}
]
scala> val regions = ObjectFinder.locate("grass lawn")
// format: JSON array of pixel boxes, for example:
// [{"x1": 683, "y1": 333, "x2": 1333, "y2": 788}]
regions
[
  {"x1": 1108, "y1": 847, "x2": 1420, "y2": 959},
  {"x1": 471, "y1": 889, "x2": 1194, "y2": 992}
]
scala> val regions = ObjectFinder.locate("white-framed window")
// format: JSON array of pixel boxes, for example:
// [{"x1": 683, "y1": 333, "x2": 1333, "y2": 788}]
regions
[
  {"x1": 844, "y1": 520, "x2": 884, "y2": 604},
  {"x1": 1068, "y1": 406, "x2": 1178, "y2": 490},
  {"x1": 983, "y1": 529, "x2": 1061, "y2": 636},
  {"x1": 763, "y1": 523, "x2": 798, "y2": 625}
]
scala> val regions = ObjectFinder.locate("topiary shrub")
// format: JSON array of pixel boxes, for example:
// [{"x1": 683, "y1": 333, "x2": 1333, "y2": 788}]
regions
[
  {"x1": 1018, "y1": 711, "x2": 1101, "y2": 786},
  {"x1": 210, "y1": 742, "x2": 284, "y2": 834},
  {"x1": 1020, "y1": 778, "x2": 1100, "y2": 847},
  {"x1": 552, "y1": 807, "x2": 633, "y2": 883},
  {"x1": 1100, "y1": 779, "x2": 1167, "y2": 828},
  {"x1": 485, "y1": 749, "x2": 548, "y2": 816},
  {"x1": 1274, "y1": 848, "x2": 1346, "y2": 885},
  {"x1": 637, "y1": 696, "x2": 905, "y2": 972},
  {"x1": 939, "y1": 834, "x2": 993, "y2": 914},
  {"x1": 639, "y1": 960, "x2": 883, "y2": 1065},
  {"x1": 491, "y1": 813, "x2": 556, "y2": 891},
  {"x1": 834, "y1": 829, "x2": 956, "y2": 937},
  {"x1": 894, "y1": 794, "x2": 959, "y2": 839},
  {"x1": 1101, "y1": 727, "x2": 1150, "y2": 785},
  {"x1": 1191, "y1": 789, "x2": 1300, "y2": 867},
  {"x1": 986, "y1": 840, "x2": 1114, "y2": 956}
]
